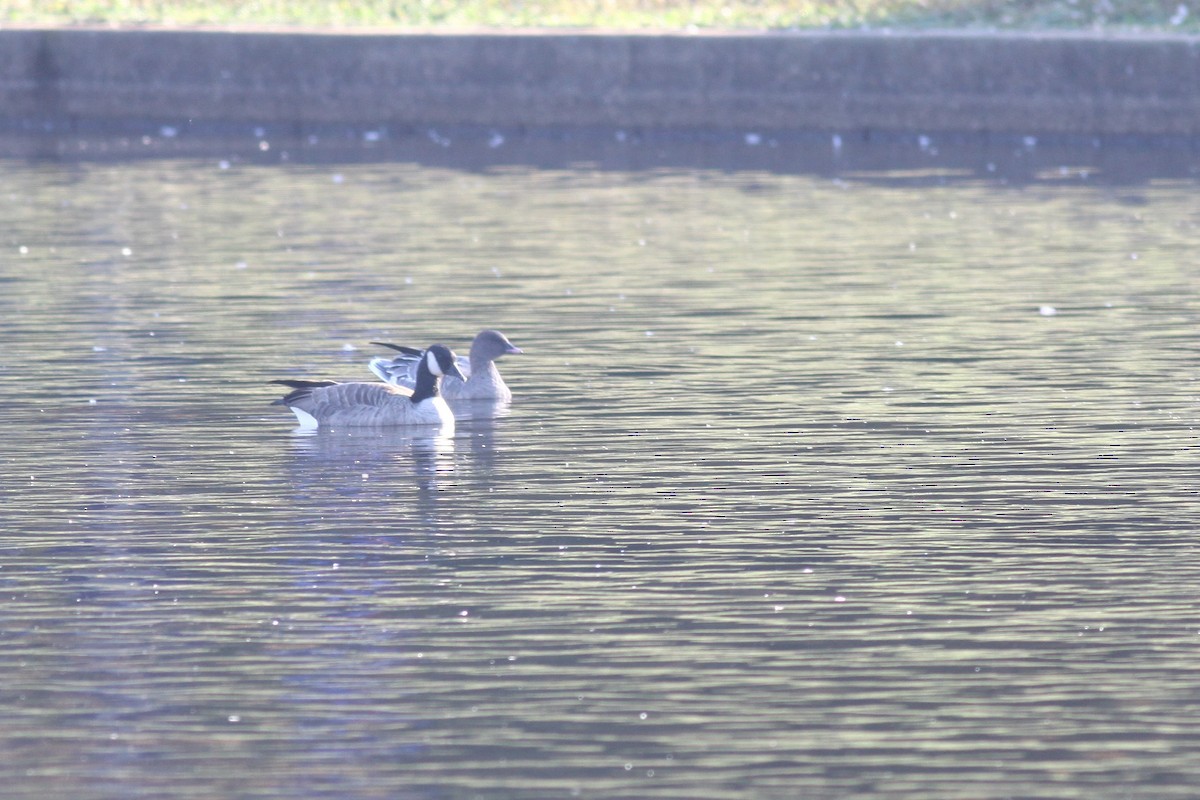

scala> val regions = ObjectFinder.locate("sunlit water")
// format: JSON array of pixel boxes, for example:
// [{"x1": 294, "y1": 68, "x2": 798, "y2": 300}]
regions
[{"x1": 3, "y1": 131, "x2": 1200, "y2": 799}]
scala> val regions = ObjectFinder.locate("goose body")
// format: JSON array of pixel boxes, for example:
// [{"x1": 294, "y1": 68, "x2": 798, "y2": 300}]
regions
[
  {"x1": 272, "y1": 344, "x2": 464, "y2": 430},
  {"x1": 369, "y1": 329, "x2": 522, "y2": 401}
]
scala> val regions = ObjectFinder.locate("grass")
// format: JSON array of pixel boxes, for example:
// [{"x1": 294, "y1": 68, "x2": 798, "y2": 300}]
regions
[{"x1": 1, "y1": 0, "x2": 1198, "y2": 32}]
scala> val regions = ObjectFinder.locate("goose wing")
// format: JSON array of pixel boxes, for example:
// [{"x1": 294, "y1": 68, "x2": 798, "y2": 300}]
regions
[
  {"x1": 369, "y1": 342, "x2": 472, "y2": 387},
  {"x1": 280, "y1": 380, "x2": 413, "y2": 422}
]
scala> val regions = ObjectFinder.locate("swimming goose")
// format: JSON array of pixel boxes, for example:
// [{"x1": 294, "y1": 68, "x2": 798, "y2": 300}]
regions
[
  {"x1": 271, "y1": 343, "x2": 466, "y2": 430},
  {"x1": 369, "y1": 329, "x2": 523, "y2": 402}
]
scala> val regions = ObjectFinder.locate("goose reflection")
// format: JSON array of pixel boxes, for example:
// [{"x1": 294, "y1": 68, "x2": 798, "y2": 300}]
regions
[
  {"x1": 282, "y1": 427, "x2": 457, "y2": 528},
  {"x1": 450, "y1": 401, "x2": 509, "y2": 490},
  {"x1": 449, "y1": 397, "x2": 512, "y2": 422}
]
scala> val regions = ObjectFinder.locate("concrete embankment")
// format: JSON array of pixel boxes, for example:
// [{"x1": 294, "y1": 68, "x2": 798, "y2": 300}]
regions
[{"x1": 1, "y1": 27, "x2": 1199, "y2": 137}]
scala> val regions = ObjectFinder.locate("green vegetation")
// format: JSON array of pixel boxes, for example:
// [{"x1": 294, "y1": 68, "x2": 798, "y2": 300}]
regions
[{"x1": 1, "y1": 0, "x2": 1197, "y2": 31}]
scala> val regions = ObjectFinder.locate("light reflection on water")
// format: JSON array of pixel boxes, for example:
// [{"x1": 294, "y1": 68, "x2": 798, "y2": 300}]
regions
[{"x1": 2, "y1": 135, "x2": 1200, "y2": 798}]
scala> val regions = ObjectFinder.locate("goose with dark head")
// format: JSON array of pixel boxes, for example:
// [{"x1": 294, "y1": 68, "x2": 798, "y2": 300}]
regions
[{"x1": 272, "y1": 343, "x2": 466, "y2": 430}]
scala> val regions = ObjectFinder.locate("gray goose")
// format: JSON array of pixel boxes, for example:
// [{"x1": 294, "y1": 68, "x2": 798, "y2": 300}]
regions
[{"x1": 369, "y1": 329, "x2": 522, "y2": 402}]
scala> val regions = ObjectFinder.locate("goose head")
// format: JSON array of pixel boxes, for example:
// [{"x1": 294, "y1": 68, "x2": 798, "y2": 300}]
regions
[
  {"x1": 472, "y1": 329, "x2": 523, "y2": 362},
  {"x1": 424, "y1": 344, "x2": 468, "y2": 382}
]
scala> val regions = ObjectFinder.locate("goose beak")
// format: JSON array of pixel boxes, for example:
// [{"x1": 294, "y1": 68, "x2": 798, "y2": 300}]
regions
[
  {"x1": 506, "y1": 345, "x2": 524, "y2": 355},
  {"x1": 449, "y1": 362, "x2": 467, "y2": 381}
]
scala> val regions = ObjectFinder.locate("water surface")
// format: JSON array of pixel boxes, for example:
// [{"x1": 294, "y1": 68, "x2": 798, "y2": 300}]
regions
[{"x1": 3, "y1": 132, "x2": 1200, "y2": 799}]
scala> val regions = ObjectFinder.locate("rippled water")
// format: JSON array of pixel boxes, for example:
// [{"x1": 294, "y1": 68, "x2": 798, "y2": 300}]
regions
[{"x1": 3, "y1": 132, "x2": 1200, "y2": 799}]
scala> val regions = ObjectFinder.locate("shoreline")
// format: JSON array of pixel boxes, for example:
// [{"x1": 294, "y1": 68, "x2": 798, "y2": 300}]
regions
[{"x1": 2, "y1": 28, "x2": 1199, "y2": 137}]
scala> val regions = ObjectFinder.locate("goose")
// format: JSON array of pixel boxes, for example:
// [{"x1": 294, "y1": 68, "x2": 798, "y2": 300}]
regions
[
  {"x1": 369, "y1": 329, "x2": 523, "y2": 402},
  {"x1": 271, "y1": 344, "x2": 465, "y2": 430}
]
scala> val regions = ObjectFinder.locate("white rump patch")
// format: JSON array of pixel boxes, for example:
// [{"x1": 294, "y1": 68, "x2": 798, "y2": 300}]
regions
[
  {"x1": 425, "y1": 349, "x2": 444, "y2": 376},
  {"x1": 290, "y1": 407, "x2": 319, "y2": 430}
]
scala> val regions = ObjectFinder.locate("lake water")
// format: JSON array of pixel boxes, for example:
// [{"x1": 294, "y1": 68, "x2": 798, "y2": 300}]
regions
[{"x1": 3, "y1": 129, "x2": 1200, "y2": 799}]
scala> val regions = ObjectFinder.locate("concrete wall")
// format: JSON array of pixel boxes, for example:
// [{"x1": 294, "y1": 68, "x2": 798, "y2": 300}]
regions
[{"x1": 2, "y1": 28, "x2": 1199, "y2": 136}]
